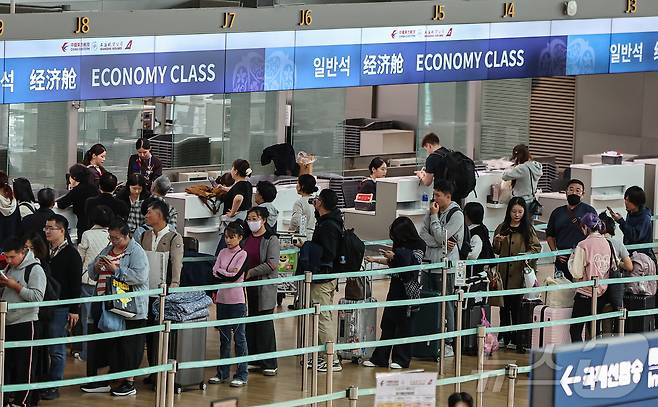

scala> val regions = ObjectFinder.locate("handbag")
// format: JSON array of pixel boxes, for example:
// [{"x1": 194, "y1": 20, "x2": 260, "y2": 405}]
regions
[
  {"x1": 99, "y1": 302, "x2": 126, "y2": 332},
  {"x1": 527, "y1": 167, "x2": 543, "y2": 217},
  {"x1": 105, "y1": 276, "x2": 138, "y2": 319},
  {"x1": 606, "y1": 239, "x2": 624, "y2": 309},
  {"x1": 481, "y1": 308, "x2": 499, "y2": 356},
  {"x1": 486, "y1": 267, "x2": 505, "y2": 308},
  {"x1": 544, "y1": 270, "x2": 576, "y2": 308},
  {"x1": 345, "y1": 277, "x2": 372, "y2": 300}
]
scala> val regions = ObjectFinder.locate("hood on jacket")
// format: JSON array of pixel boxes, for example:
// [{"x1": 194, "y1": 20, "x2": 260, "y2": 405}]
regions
[
  {"x1": 12, "y1": 250, "x2": 39, "y2": 271},
  {"x1": 259, "y1": 202, "x2": 279, "y2": 222},
  {"x1": 526, "y1": 160, "x2": 543, "y2": 178},
  {"x1": 630, "y1": 206, "x2": 653, "y2": 219}
]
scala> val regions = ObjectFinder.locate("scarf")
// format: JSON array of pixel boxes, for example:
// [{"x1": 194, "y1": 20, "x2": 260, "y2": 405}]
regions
[{"x1": 0, "y1": 194, "x2": 16, "y2": 217}]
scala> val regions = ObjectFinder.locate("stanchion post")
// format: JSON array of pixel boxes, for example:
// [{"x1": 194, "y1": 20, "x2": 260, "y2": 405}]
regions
[
  {"x1": 618, "y1": 307, "x2": 627, "y2": 337},
  {"x1": 156, "y1": 283, "x2": 168, "y2": 407},
  {"x1": 0, "y1": 301, "x2": 7, "y2": 407},
  {"x1": 158, "y1": 320, "x2": 172, "y2": 407},
  {"x1": 302, "y1": 271, "x2": 313, "y2": 392},
  {"x1": 476, "y1": 325, "x2": 486, "y2": 407},
  {"x1": 454, "y1": 289, "x2": 465, "y2": 392},
  {"x1": 506, "y1": 364, "x2": 518, "y2": 407},
  {"x1": 439, "y1": 267, "x2": 448, "y2": 375},
  {"x1": 166, "y1": 359, "x2": 177, "y2": 407},
  {"x1": 312, "y1": 303, "x2": 321, "y2": 404},
  {"x1": 590, "y1": 277, "x2": 598, "y2": 342},
  {"x1": 347, "y1": 386, "x2": 359, "y2": 407},
  {"x1": 325, "y1": 341, "x2": 335, "y2": 407}
]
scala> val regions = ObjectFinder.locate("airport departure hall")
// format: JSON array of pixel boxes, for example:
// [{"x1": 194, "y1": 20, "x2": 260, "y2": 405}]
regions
[{"x1": 2, "y1": 1, "x2": 658, "y2": 407}]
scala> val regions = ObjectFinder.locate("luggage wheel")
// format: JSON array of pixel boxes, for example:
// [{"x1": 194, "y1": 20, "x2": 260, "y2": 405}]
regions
[
  {"x1": 352, "y1": 356, "x2": 364, "y2": 365},
  {"x1": 175, "y1": 385, "x2": 183, "y2": 395},
  {"x1": 199, "y1": 382, "x2": 207, "y2": 391}
]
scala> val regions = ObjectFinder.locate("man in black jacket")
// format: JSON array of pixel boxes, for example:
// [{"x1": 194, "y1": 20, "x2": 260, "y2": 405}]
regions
[
  {"x1": 85, "y1": 172, "x2": 129, "y2": 222},
  {"x1": 309, "y1": 189, "x2": 343, "y2": 373},
  {"x1": 21, "y1": 188, "x2": 56, "y2": 238},
  {"x1": 40, "y1": 214, "x2": 82, "y2": 401}
]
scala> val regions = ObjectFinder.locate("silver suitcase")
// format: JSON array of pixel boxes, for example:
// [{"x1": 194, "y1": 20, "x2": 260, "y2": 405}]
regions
[
  {"x1": 336, "y1": 297, "x2": 377, "y2": 364},
  {"x1": 168, "y1": 317, "x2": 208, "y2": 393}
]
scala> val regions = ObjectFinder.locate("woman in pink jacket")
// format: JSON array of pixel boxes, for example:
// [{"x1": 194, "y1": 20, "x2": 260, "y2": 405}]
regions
[{"x1": 568, "y1": 212, "x2": 613, "y2": 342}]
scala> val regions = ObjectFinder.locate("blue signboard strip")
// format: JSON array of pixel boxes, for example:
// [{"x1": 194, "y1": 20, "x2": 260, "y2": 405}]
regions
[{"x1": 0, "y1": 19, "x2": 657, "y2": 102}]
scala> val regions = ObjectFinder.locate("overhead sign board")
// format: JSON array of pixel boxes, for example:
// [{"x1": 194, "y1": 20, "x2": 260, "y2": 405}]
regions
[{"x1": 0, "y1": 17, "x2": 656, "y2": 103}]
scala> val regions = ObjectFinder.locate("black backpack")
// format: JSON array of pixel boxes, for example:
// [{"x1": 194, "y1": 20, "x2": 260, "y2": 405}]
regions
[
  {"x1": 333, "y1": 225, "x2": 365, "y2": 273},
  {"x1": 434, "y1": 150, "x2": 477, "y2": 201},
  {"x1": 24, "y1": 262, "x2": 62, "y2": 321},
  {"x1": 446, "y1": 207, "x2": 472, "y2": 261}
]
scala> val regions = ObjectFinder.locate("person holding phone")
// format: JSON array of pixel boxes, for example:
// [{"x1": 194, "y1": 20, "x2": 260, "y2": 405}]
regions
[
  {"x1": 363, "y1": 217, "x2": 426, "y2": 369},
  {"x1": 492, "y1": 197, "x2": 541, "y2": 350},
  {"x1": 419, "y1": 179, "x2": 464, "y2": 358},
  {"x1": 608, "y1": 186, "x2": 656, "y2": 263}
]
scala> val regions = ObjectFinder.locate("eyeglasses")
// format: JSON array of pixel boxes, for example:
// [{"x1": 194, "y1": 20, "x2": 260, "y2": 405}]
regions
[
  {"x1": 43, "y1": 226, "x2": 63, "y2": 232},
  {"x1": 108, "y1": 235, "x2": 124, "y2": 243}
]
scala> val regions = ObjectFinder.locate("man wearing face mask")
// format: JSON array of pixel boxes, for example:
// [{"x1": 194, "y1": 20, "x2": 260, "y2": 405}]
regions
[{"x1": 546, "y1": 179, "x2": 597, "y2": 281}]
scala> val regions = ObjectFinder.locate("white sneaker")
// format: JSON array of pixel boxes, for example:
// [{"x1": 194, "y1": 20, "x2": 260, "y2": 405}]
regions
[
  {"x1": 443, "y1": 345, "x2": 455, "y2": 358},
  {"x1": 362, "y1": 360, "x2": 376, "y2": 368},
  {"x1": 389, "y1": 363, "x2": 402, "y2": 369},
  {"x1": 263, "y1": 368, "x2": 278, "y2": 376},
  {"x1": 507, "y1": 343, "x2": 517, "y2": 351},
  {"x1": 229, "y1": 379, "x2": 247, "y2": 387}
]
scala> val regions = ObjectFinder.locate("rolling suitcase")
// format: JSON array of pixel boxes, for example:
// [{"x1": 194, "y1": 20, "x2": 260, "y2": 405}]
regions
[
  {"x1": 462, "y1": 304, "x2": 491, "y2": 356},
  {"x1": 518, "y1": 298, "x2": 543, "y2": 352},
  {"x1": 167, "y1": 317, "x2": 208, "y2": 393},
  {"x1": 531, "y1": 306, "x2": 572, "y2": 349},
  {"x1": 410, "y1": 289, "x2": 441, "y2": 361},
  {"x1": 336, "y1": 297, "x2": 377, "y2": 364},
  {"x1": 624, "y1": 293, "x2": 656, "y2": 334}
]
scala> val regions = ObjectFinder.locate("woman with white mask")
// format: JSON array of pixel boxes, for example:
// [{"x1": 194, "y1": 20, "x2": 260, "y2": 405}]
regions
[{"x1": 243, "y1": 206, "x2": 281, "y2": 377}]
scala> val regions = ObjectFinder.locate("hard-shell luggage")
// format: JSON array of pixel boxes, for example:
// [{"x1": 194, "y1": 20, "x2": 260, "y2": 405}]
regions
[
  {"x1": 161, "y1": 317, "x2": 208, "y2": 393},
  {"x1": 518, "y1": 298, "x2": 543, "y2": 352},
  {"x1": 624, "y1": 293, "x2": 656, "y2": 334},
  {"x1": 462, "y1": 304, "x2": 491, "y2": 356},
  {"x1": 531, "y1": 306, "x2": 572, "y2": 349},
  {"x1": 410, "y1": 289, "x2": 441, "y2": 361},
  {"x1": 463, "y1": 271, "x2": 489, "y2": 309},
  {"x1": 337, "y1": 297, "x2": 377, "y2": 364}
]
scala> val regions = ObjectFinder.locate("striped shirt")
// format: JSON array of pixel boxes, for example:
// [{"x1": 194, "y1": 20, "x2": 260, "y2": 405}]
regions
[{"x1": 95, "y1": 249, "x2": 126, "y2": 295}]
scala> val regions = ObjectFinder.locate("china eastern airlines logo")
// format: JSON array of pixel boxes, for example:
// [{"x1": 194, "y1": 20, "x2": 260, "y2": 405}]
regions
[
  {"x1": 390, "y1": 28, "x2": 419, "y2": 40},
  {"x1": 61, "y1": 41, "x2": 92, "y2": 53}
]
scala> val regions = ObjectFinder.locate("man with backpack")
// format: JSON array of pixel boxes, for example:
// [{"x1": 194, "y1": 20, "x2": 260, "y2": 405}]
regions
[
  {"x1": 41, "y1": 214, "x2": 82, "y2": 401},
  {"x1": 139, "y1": 199, "x2": 183, "y2": 384},
  {"x1": 419, "y1": 180, "x2": 465, "y2": 358},
  {"x1": 309, "y1": 189, "x2": 344, "y2": 373},
  {"x1": 0, "y1": 236, "x2": 47, "y2": 407},
  {"x1": 416, "y1": 132, "x2": 477, "y2": 203}
]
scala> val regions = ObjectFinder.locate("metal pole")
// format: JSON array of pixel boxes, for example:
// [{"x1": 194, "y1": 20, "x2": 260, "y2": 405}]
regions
[
  {"x1": 506, "y1": 364, "x2": 518, "y2": 407},
  {"x1": 156, "y1": 284, "x2": 168, "y2": 407},
  {"x1": 590, "y1": 278, "x2": 598, "y2": 342},
  {"x1": 0, "y1": 301, "x2": 7, "y2": 407},
  {"x1": 439, "y1": 267, "x2": 448, "y2": 375},
  {"x1": 618, "y1": 307, "x2": 627, "y2": 337},
  {"x1": 476, "y1": 325, "x2": 486, "y2": 407},
  {"x1": 454, "y1": 289, "x2": 464, "y2": 392},
  {"x1": 325, "y1": 342, "x2": 335, "y2": 407},
  {"x1": 347, "y1": 386, "x2": 359, "y2": 407},
  {"x1": 9, "y1": 0, "x2": 15, "y2": 14},
  {"x1": 158, "y1": 321, "x2": 172, "y2": 407},
  {"x1": 165, "y1": 360, "x2": 177, "y2": 407},
  {"x1": 302, "y1": 271, "x2": 313, "y2": 392},
  {"x1": 312, "y1": 303, "x2": 321, "y2": 406}
]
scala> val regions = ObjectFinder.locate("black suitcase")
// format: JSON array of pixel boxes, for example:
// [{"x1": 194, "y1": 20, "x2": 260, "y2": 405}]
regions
[
  {"x1": 462, "y1": 304, "x2": 491, "y2": 356},
  {"x1": 518, "y1": 298, "x2": 543, "y2": 352},
  {"x1": 624, "y1": 294, "x2": 656, "y2": 334},
  {"x1": 410, "y1": 289, "x2": 441, "y2": 361}
]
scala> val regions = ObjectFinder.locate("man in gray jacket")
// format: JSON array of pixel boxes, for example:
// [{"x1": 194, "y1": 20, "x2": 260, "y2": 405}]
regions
[
  {"x1": 0, "y1": 236, "x2": 47, "y2": 407},
  {"x1": 420, "y1": 179, "x2": 464, "y2": 358}
]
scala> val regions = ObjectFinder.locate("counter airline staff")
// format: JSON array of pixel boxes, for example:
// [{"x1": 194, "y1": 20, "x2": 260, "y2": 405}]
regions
[{"x1": 128, "y1": 138, "x2": 163, "y2": 191}]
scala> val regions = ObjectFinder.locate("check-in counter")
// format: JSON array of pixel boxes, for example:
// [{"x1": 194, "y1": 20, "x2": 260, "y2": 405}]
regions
[
  {"x1": 464, "y1": 170, "x2": 507, "y2": 233},
  {"x1": 165, "y1": 192, "x2": 222, "y2": 255},
  {"x1": 344, "y1": 176, "x2": 431, "y2": 241}
]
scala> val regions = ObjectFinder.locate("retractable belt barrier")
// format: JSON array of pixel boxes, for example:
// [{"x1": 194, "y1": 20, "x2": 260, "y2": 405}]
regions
[{"x1": 2, "y1": 238, "x2": 658, "y2": 407}]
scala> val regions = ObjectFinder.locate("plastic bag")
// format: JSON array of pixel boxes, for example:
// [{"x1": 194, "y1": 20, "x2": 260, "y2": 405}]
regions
[
  {"x1": 544, "y1": 271, "x2": 576, "y2": 308},
  {"x1": 523, "y1": 264, "x2": 541, "y2": 301},
  {"x1": 480, "y1": 308, "x2": 499, "y2": 356}
]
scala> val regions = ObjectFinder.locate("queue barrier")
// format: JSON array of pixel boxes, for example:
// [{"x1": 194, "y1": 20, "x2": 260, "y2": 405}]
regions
[{"x1": 2, "y1": 241, "x2": 658, "y2": 407}]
